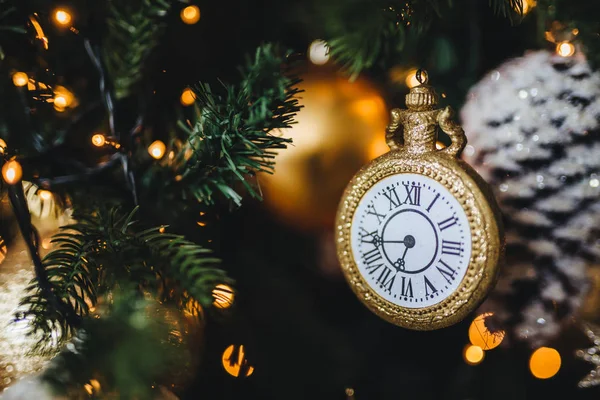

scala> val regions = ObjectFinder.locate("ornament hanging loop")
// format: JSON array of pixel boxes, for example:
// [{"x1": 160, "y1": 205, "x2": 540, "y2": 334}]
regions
[{"x1": 416, "y1": 69, "x2": 428, "y2": 85}]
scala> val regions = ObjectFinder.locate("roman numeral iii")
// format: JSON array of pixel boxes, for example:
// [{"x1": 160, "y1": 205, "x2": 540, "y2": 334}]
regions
[{"x1": 441, "y1": 240, "x2": 463, "y2": 256}]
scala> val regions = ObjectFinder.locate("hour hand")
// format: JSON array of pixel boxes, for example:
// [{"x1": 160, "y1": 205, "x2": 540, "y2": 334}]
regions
[
  {"x1": 393, "y1": 257, "x2": 406, "y2": 272},
  {"x1": 384, "y1": 235, "x2": 416, "y2": 248}
]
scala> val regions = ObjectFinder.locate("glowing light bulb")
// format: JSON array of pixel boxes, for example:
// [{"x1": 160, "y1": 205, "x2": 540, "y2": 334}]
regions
[
  {"x1": 522, "y1": 0, "x2": 536, "y2": 14},
  {"x1": 38, "y1": 190, "x2": 52, "y2": 201},
  {"x1": 530, "y1": 347, "x2": 561, "y2": 379},
  {"x1": 84, "y1": 384, "x2": 93, "y2": 395},
  {"x1": 0, "y1": 236, "x2": 7, "y2": 264},
  {"x1": 41, "y1": 237, "x2": 52, "y2": 250},
  {"x1": 468, "y1": 312, "x2": 505, "y2": 350},
  {"x1": 181, "y1": 5, "x2": 201, "y2": 25},
  {"x1": 0, "y1": 138, "x2": 6, "y2": 154},
  {"x1": 91, "y1": 134, "x2": 106, "y2": 147},
  {"x1": 180, "y1": 88, "x2": 196, "y2": 106},
  {"x1": 308, "y1": 39, "x2": 330, "y2": 65},
  {"x1": 405, "y1": 68, "x2": 421, "y2": 88},
  {"x1": 556, "y1": 41, "x2": 575, "y2": 57},
  {"x1": 463, "y1": 344, "x2": 485, "y2": 365},
  {"x1": 222, "y1": 344, "x2": 254, "y2": 377},
  {"x1": 12, "y1": 72, "x2": 28, "y2": 87},
  {"x1": 54, "y1": 95, "x2": 67, "y2": 108},
  {"x1": 2, "y1": 160, "x2": 23, "y2": 185},
  {"x1": 212, "y1": 284, "x2": 234, "y2": 309},
  {"x1": 54, "y1": 86, "x2": 74, "y2": 107},
  {"x1": 148, "y1": 140, "x2": 166, "y2": 159},
  {"x1": 53, "y1": 9, "x2": 72, "y2": 26}
]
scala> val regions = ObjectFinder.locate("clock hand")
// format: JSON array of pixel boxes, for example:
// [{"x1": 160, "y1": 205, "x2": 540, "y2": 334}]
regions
[
  {"x1": 392, "y1": 235, "x2": 416, "y2": 272},
  {"x1": 401, "y1": 246, "x2": 409, "y2": 260},
  {"x1": 383, "y1": 235, "x2": 416, "y2": 246}
]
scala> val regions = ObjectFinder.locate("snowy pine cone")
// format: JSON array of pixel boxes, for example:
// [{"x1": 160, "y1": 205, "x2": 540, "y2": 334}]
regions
[{"x1": 461, "y1": 50, "x2": 600, "y2": 346}]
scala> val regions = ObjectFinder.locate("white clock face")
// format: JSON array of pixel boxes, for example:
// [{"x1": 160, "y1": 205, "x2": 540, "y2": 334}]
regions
[{"x1": 351, "y1": 173, "x2": 472, "y2": 308}]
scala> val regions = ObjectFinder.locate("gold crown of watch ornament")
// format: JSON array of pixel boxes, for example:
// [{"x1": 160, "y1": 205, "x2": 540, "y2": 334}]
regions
[
  {"x1": 404, "y1": 70, "x2": 438, "y2": 110},
  {"x1": 335, "y1": 70, "x2": 504, "y2": 330}
]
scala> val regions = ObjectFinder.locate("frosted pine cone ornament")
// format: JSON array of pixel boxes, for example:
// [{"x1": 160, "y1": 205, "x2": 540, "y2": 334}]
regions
[{"x1": 460, "y1": 50, "x2": 600, "y2": 346}]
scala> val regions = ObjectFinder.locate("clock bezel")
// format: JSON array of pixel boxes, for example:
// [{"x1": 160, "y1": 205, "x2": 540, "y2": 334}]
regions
[{"x1": 336, "y1": 149, "x2": 504, "y2": 330}]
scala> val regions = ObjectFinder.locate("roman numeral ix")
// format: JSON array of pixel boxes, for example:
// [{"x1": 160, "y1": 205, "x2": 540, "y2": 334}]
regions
[{"x1": 359, "y1": 227, "x2": 380, "y2": 247}]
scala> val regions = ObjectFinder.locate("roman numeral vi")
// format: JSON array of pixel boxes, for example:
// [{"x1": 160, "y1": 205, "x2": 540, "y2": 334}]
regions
[{"x1": 400, "y1": 276, "x2": 414, "y2": 298}]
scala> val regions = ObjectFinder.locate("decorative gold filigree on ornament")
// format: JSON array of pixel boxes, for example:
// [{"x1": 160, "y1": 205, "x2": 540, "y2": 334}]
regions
[{"x1": 335, "y1": 71, "x2": 504, "y2": 330}]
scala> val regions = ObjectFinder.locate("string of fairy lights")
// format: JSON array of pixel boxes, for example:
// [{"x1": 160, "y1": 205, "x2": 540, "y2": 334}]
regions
[
  {"x1": 0, "y1": 0, "x2": 593, "y2": 395},
  {"x1": 0, "y1": 4, "x2": 255, "y2": 386}
]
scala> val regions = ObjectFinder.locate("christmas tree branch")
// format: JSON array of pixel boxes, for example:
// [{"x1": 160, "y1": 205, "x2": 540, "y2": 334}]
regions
[
  {"x1": 170, "y1": 43, "x2": 302, "y2": 206},
  {"x1": 317, "y1": 0, "x2": 524, "y2": 78},
  {"x1": 18, "y1": 206, "x2": 227, "y2": 353},
  {"x1": 6, "y1": 180, "x2": 82, "y2": 349},
  {"x1": 41, "y1": 287, "x2": 189, "y2": 399},
  {"x1": 103, "y1": 0, "x2": 171, "y2": 100}
]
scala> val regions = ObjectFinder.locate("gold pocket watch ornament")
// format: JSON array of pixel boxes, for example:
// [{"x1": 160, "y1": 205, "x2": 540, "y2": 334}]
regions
[{"x1": 335, "y1": 71, "x2": 504, "y2": 330}]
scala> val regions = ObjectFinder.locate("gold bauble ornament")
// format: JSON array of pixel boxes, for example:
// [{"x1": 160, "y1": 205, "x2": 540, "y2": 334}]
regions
[
  {"x1": 0, "y1": 203, "x2": 74, "y2": 391},
  {"x1": 0, "y1": 236, "x2": 56, "y2": 390},
  {"x1": 335, "y1": 71, "x2": 504, "y2": 330},
  {"x1": 262, "y1": 68, "x2": 388, "y2": 231},
  {"x1": 468, "y1": 312, "x2": 505, "y2": 350},
  {"x1": 221, "y1": 344, "x2": 254, "y2": 378}
]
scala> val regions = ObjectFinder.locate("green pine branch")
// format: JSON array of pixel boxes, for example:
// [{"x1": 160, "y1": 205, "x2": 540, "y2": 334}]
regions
[
  {"x1": 489, "y1": 0, "x2": 524, "y2": 22},
  {"x1": 104, "y1": 0, "x2": 171, "y2": 99},
  {"x1": 18, "y1": 206, "x2": 228, "y2": 353},
  {"x1": 319, "y1": 0, "x2": 524, "y2": 78},
  {"x1": 172, "y1": 43, "x2": 303, "y2": 206},
  {"x1": 41, "y1": 287, "x2": 190, "y2": 399}
]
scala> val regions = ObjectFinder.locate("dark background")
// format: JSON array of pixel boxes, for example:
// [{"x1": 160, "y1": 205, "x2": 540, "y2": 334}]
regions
[{"x1": 2, "y1": 0, "x2": 599, "y2": 399}]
